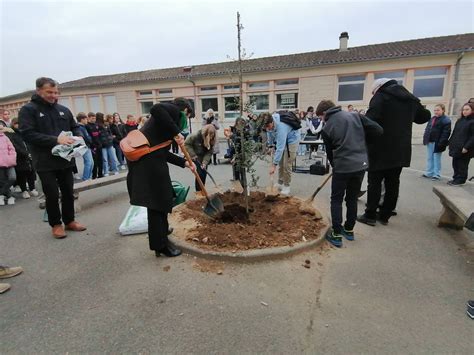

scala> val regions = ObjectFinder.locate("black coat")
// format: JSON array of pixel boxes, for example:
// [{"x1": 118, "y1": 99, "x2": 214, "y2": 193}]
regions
[
  {"x1": 127, "y1": 103, "x2": 186, "y2": 212},
  {"x1": 110, "y1": 123, "x2": 125, "y2": 144},
  {"x1": 18, "y1": 94, "x2": 80, "y2": 172},
  {"x1": 86, "y1": 122, "x2": 102, "y2": 149},
  {"x1": 422, "y1": 115, "x2": 451, "y2": 153},
  {"x1": 365, "y1": 80, "x2": 431, "y2": 171},
  {"x1": 99, "y1": 125, "x2": 114, "y2": 148},
  {"x1": 5, "y1": 129, "x2": 33, "y2": 172},
  {"x1": 123, "y1": 123, "x2": 138, "y2": 135},
  {"x1": 448, "y1": 114, "x2": 474, "y2": 158}
]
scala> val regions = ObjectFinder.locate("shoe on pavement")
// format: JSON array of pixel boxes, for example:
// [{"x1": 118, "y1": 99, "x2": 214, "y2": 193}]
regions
[
  {"x1": 467, "y1": 304, "x2": 474, "y2": 319},
  {"x1": 52, "y1": 225, "x2": 67, "y2": 239},
  {"x1": 0, "y1": 195, "x2": 5, "y2": 206},
  {"x1": 447, "y1": 180, "x2": 465, "y2": 186},
  {"x1": 357, "y1": 214, "x2": 376, "y2": 226},
  {"x1": 341, "y1": 228, "x2": 355, "y2": 241},
  {"x1": 431, "y1": 176, "x2": 441, "y2": 181},
  {"x1": 29, "y1": 189, "x2": 39, "y2": 197},
  {"x1": 376, "y1": 213, "x2": 389, "y2": 225},
  {"x1": 326, "y1": 230, "x2": 343, "y2": 248},
  {"x1": 421, "y1": 174, "x2": 432, "y2": 179},
  {"x1": 22, "y1": 191, "x2": 31, "y2": 199},
  {"x1": 120, "y1": 165, "x2": 127, "y2": 170},
  {"x1": 0, "y1": 265, "x2": 23, "y2": 279},
  {"x1": 467, "y1": 300, "x2": 474, "y2": 310},
  {"x1": 155, "y1": 244, "x2": 182, "y2": 257},
  {"x1": 274, "y1": 183, "x2": 283, "y2": 191},
  {"x1": 280, "y1": 185, "x2": 291, "y2": 195},
  {"x1": 112, "y1": 171, "x2": 120, "y2": 175},
  {"x1": 0, "y1": 283, "x2": 11, "y2": 294},
  {"x1": 7, "y1": 197, "x2": 15, "y2": 205},
  {"x1": 65, "y1": 221, "x2": 87, "y2": 232},
  {"x1": 14, "y1": 186, "x2": 22, "y2": 193}
]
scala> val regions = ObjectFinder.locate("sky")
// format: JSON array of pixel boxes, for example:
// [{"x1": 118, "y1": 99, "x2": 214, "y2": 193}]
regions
[{"x1": 0, "y1": 0, "x2": 473, "y2": 97}]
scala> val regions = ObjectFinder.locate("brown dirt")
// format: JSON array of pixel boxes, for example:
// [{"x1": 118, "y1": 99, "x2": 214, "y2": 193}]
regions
[{"x1": 174, "y1": 191, "x2": 325, "y2": 252}]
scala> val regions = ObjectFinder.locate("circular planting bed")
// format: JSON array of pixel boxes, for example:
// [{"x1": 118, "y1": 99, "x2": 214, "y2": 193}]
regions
[{"x1": 169, "y1": 191, "x2": 328, "y2": 261}]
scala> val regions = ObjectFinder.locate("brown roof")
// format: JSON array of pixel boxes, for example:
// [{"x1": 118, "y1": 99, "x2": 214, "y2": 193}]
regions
[{"x1": 2, "y1": 33, "x2": 473, "y2": 103}]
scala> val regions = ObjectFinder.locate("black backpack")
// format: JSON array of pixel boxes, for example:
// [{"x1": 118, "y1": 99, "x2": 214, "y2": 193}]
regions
[{"x1": 278, "y1": 111, "x2": 301, "y2": 130}]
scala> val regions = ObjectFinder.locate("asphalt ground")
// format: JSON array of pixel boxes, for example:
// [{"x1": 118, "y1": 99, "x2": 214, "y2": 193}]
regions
[{"x1": 0, "y1": 144, "x2": 473, "y2": 353}]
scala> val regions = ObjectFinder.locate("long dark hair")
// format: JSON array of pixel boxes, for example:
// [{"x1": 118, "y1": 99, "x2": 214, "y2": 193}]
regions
[
  {"x1": 96, "y1": 112, "x2": 105, "y2": 127},
  {"x1": 461, "y1": 103, "x2": 474, "y2": 118}
]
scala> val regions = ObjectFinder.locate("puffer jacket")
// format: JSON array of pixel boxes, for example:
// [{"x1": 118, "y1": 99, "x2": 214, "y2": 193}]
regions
[
  {"x1": 449, "y1": 114, "x2": 474, "y2": 158},
  {"x1": 422, "y1": 115, "x2": 451, "y2": 153},
  {"x1": 0, "y1": 132, "x2": 17, "y2": 167}
]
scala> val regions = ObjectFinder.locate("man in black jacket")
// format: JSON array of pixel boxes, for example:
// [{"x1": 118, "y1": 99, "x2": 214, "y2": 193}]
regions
[
  {"x1": 357, "y1": 78, "x2": 431, "y2": 226},
  {"x1": 318, "y1": 100, "x2": 383, "y2": 247},
  {"x1": 86, "y1": 112, "x2": 103, "y2": 179},
  {"x1": 19, "y1": 77, "x2": 87, "y2": 239}
]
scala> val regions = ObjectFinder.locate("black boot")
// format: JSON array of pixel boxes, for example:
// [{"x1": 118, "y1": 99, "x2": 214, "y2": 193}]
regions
[{"x1": 155, "y1": 244, "x2": 182, "y2": 257}]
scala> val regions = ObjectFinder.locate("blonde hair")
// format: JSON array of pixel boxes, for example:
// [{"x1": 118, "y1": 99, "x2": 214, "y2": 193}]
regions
[
  {"x1": 435, "y1": 104, "x2": 445, "y2": 112},
  {"x1": 201, "y1": 124, "x2": 216, "y2": 150}
]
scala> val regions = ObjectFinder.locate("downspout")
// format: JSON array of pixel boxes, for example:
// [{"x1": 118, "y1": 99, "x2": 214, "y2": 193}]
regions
[
  {"x1": 187, "y1": 76, "x2": 196, "y2": 134},
  {"x1": 450, "y1": 51, "x2": 465, "y2": 116}
]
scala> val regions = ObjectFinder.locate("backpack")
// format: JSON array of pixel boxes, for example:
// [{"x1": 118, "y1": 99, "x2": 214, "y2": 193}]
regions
[
  {"x1": 278, "y1": 111, "x2": 301, "y2": 130},
  {"x1": 120, "y1": 130, "x2": 171, "y2": 162}
]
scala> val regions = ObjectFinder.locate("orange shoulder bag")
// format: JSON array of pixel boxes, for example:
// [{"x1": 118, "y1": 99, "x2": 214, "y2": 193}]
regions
[{"x1": 120, "y1": 130, "x2": 172, "y2": 162}]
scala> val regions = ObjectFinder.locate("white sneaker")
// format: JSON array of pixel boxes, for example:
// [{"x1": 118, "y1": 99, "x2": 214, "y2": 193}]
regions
[
  {"x1": 22, "y1": 191, "x2": 30, "y2": 199},
  {"x1": 7, "y1": 197, "x2": 15, "y2": 205},
  {"x1": 120, "y1": 165, "x2": 127, "y2": 170},
  {"x1": 0, "y1": 196, "x2": 5, "y2": 206},
  {"x1": 14, "y1": 186, "x2": 21, "y2": 193},
  {"x1": 103, "y1": 174, "x2": 109, "y2": 177},
  {"x1": 280, "y1": 186, "x2": 291, "y2": 195},
  {"x1": 275, "y1": 183, "x2": 284, "y2": 191},
  {"x1": 112, "y1": 171, "x2": 120, "y2": 175},
  {"x1": 29, "y1": 189, "x2": 39, "y2": 197}
]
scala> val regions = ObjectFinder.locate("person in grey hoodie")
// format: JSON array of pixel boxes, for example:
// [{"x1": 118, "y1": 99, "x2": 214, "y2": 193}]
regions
[{"x1": 317, "y1": 100, "x2": 383, "y2": 248}]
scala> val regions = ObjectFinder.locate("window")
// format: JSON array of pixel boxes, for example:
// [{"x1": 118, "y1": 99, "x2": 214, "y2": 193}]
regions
[
  {"x1": 103, "y1": 94, "x2": 117, "y2": 113},
  {"x1": 201, "y1": 98, "x2": 218, "y2": 112},
  {"x1": 248, "y1": 81, "x2": 269, "y2": 89},
  {"x1": 200, "y1": 86, "x2": 217, "y2": 92},
  {"x1": 224, "y1": 84, "x2": 240, "y2": 90},
  {"x1": 158, "y1": 89, "x2": 172, "y2": 96},
  {"x1": 249, "y1": 94, "x2": 269, "y2": 111},
  {"x1": 374, "y1": 70, "x2": 405, "y2": 85},
  {"x1": 276, "y1": 93, "x2": 298, "y2": 109},
  {"x1": 58, "y1": 97, "x2": 71, "y2": 110},
  {"x1": 138, "y1": 90, "x2": 153, "y2": 97},
  {"x1": 413, "y1": 67, "x2": 447, "y2": 98},
  {"x1": 338, "y1": 74, "x2": 365, "y2": 101},
  {"x1": 275, "y1": 79, "x2": 298, "y2": 87},
  {"x1": 88, "y1": 95, "x2": 101, "y2": 113},
  {"x1": 158, "y1": 100, "x2": 173, "y2": 104},
  {"x1": 224, "y1": 96, "x2": 240, "y2": 119},
  {"x1": 73, "y1": 96, "x2": 86, "y2": 113},
  {"x1": 140, "y1": 101, "x2": 154, "y2": 114}
]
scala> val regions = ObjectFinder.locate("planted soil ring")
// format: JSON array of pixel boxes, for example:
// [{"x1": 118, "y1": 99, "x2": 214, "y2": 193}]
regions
[{"x1": 169, "y1": 191, "x2": 328, "y2": 261}]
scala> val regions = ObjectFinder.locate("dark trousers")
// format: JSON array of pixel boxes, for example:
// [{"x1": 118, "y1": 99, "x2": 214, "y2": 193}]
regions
[
  {"x1": 16, "y1": 169, "x2": 36, "y2": 192},
  {"x1": 113, "y1": 142, "x2": 125, "y2": 166},
  {"x1": 195, "y1": 163, "x2": 207, "y2": 192},
  {"x1": 452, "y1": 156, "x2": 471, "y2": 183},
  {"x1": 147, "y1": 209, "x2": 169, "y2": 251},
  {"x1": 37, "y1": 168, "x2": 75, "y2": 227},
  {"x1": 0, "y1": 167, "x2": 16, "y2": 198},
  {"x1": 365, "y1": 167, "x2": 403, "y2": 221},
  {"x1": 92, "y1": 148, "x2": 103, "y2": 179},
  {"x1": 171, "y1": 141, "x2": 179, "y2": 154},
  {"x1": 331, "y1": 170, "x2": 365, "y2": 233}
]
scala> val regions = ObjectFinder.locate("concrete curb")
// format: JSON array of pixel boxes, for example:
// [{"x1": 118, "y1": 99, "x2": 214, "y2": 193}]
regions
[{"x1": 169, "y1": 204, "x2": 330, "y2": 262}]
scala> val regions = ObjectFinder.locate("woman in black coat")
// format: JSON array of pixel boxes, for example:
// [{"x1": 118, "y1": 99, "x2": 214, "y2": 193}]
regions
[
  {"x1": 448, "y1": 102, "x2": 474, "y2": 186},
  {"x1": 127, "y1": 98, "x2": 195, "y2": 257}
]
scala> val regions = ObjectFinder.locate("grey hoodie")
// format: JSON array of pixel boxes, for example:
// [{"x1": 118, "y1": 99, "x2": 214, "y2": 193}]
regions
[{"x1": 322, "y1": 106, "x2": 383, "y2": 173}]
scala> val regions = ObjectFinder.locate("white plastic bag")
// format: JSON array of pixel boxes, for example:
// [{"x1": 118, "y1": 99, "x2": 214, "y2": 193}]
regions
[{"x1": 119, "y1": 205, "x2": 148, "y2": 235}]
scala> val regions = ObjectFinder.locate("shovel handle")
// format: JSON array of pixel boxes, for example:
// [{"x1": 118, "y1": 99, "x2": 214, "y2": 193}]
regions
[
  {"x1": 308, "y1": 172, "x2": 333, "y2": 202},
  {"x1": 178, "y1": 141, "x2": 211, "y2": 201}
]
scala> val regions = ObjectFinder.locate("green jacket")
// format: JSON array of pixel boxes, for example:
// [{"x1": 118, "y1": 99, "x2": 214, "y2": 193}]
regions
[{"x1": 184, "y1": 131, "x2": 213, "y2": 166}]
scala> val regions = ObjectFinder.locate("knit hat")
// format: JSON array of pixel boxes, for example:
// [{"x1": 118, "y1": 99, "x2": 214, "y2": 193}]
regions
[{"x1": 371, "y1": 78, "x2": 391, "y2": 95}]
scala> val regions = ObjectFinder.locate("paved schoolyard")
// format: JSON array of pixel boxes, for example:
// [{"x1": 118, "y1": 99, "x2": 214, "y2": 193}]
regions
[{"x1": 0, "y1": 144, "x2": 473, "y2": 353}]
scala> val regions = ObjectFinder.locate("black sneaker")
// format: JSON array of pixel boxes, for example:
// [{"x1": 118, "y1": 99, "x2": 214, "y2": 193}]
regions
[
  {"x1": 357, "y1": 214, "x2": 376, "y2": 226},
  {"x1": 467, "y1": 303, "x2": 474, "y2": 319},
  {"x1": 341, "y1": 228, "x2": 355, "y2": 241},
  {"x1": 448, "y1": 180, "x2": 465, "y2": 186},
  {"x1": 467, "y1": 300, "x2": 474, "y2": 310},
  {"x1": 376, "y1": 213, "x2": 389, "y2": 226},
  {"x1": 326, "y1": 230, "x2": 343, "y2": 248},
  {"x1": 421, "y1": 174, "x2": 432, "y2": 179}
]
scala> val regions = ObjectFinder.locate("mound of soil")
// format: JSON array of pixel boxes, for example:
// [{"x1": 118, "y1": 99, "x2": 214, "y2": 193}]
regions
[{"x1": 173, "y1": 191, "x2": 325, "y2": 252}]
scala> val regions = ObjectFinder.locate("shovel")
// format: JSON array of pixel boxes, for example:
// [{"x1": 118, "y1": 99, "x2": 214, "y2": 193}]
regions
[
  {"x1": 265, "y1": 151, "x2": 279, "y2": 200},
  {"x1": 179, "y1": 142, "x2": 224, "y2": 218},
  {"x1": 299, "y1": 173, "x2": 333, "y2": 217}
]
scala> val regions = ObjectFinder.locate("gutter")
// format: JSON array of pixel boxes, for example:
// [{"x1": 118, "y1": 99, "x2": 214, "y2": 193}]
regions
[{"x1": 450, "y1": 51, "x2": 465, "y2": 116}]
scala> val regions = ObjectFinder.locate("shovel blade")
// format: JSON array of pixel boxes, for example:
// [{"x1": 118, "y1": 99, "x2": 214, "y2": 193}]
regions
[{"x1": 203, "y1": 194, "x2": 225, "y2": 218}]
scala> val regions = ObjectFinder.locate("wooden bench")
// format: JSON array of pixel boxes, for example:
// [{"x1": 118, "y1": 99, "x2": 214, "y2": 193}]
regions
[
  {"x1": 74, "y1": 173, "x2": 127, "y2": 211},
  {"x1": 433, "y1": 186, "x2": 474, "y2": 230}
]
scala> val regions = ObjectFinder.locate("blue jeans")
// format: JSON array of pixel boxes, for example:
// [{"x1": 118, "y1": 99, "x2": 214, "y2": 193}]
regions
[
  {"x1": 425, "y1": 142, "x2": 442, "y2": 178},
  {"x1": 82, "y1": 148, "x2": 94, "y2": 180},
  {"x1": 297, "y1": 132, "x2": 306, "y2": 155},
  {"x1": 102, "y1": 146, "x2": 118, "y2": 176}
]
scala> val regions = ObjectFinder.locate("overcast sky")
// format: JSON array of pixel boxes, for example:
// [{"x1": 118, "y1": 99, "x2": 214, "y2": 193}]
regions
[{"x1": 1, "y1": 0, "x2": 473, "y2": 97}]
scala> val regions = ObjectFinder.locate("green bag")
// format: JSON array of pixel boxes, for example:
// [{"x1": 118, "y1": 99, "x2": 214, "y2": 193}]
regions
[{"x1": 172, "y1": 180, "x2": 190, "y2": 207}]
